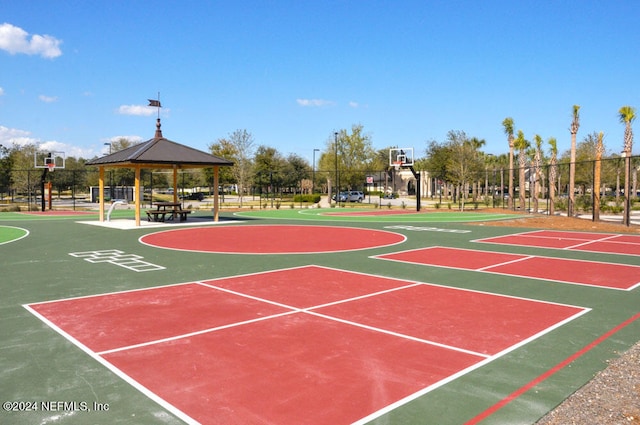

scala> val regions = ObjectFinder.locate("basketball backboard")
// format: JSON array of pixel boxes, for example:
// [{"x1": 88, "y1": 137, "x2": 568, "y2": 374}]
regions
[
  {"x1": 34, "y1": 151, "x2": 66, "y2": 171},
  {"x1": 389, "y1": 148, "x2": 414, "y2": 169}
]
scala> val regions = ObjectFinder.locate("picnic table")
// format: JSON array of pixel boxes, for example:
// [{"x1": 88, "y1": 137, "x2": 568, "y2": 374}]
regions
[{"x1": 146, "y1": 202, "x2": 192, "y2": 222}]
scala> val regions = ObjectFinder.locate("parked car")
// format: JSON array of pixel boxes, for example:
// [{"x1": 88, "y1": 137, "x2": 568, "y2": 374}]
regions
[
  {"x1": 180, "y1": 192, "x2": 205, "y2": 201},
  {"x1": 332, "y1": 191, "x2": 364, "y2": 202},
  {"x1": 346, "y1": 191, "x2": 364, "y2": 202},
  {"x1": 332, "y1": 191, "x2": 349, "y2": 202}
]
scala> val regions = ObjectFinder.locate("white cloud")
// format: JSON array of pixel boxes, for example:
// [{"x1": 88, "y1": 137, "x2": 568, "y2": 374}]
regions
[
  {"x1": 296, "y1": 98, "x2": 335, "y2": 107},
  {"x1": 106, "y1": 135, "x2": 144, "y2": 144},
  {"x1": 0, "y1": 125, "x2": 37, "y2": 146},
  {"x1": 0, "y1": 125, "x2": 95, "y2": 159},
  {"x1": 0, "y1": 23, "x2": 62, "y2": 58},
  {"x1": 0, "y1": 87, "x2": 4, "y2": 96},
  {"x1": 117, "y1": 104, "x2": 156, "y2": 116},
  {"x1": 39, "y1": 94, "x2": 58, "y2": 103},
  {"x1": 349, "y1": 101, "x2": 359, "y2": 108}
]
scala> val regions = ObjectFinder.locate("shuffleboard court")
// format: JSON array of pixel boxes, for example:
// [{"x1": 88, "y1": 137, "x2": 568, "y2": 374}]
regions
[
  {"x1": 374, "y1": 246, "x2": 640, "y2": 290},
  {"x1": 25, "y1": 266, "x2": 586, "y2": 425},
  {"x1": 476, "y1": 230, "x2": 640, "y2": 256},
  {"x1": 139, "y1": 224, "x2": 406, "y2": 254}
]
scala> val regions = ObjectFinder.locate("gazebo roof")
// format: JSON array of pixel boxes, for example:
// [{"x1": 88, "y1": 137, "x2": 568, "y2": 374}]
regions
[{"x1": 86, "y1": 119, "x2": 233, "y2": 168}]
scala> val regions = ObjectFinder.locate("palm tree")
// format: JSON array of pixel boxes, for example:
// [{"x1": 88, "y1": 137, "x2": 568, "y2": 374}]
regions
[
  {"x1": 619, "y1": 105, "x2": 636, "y2": 226},
  {"x1": 469, "y1": 137, "x2": 486, "y2": 201},
  {"x1": 532, "y1": 135, "x2": 543, "y2": 213},
  {"x1": 568, "y1": 105, "x2": 580, "y2": 217},
  {"x1": 548, "y1": 137, "x2": 558, "y2": 215},
  {"x1": 593, "y1": 132, "x2": 605, "y2": 222},
  {"x1": 502, "y1": 117, "x2": 515, "y2": 209},
  {"x1": 514, "y1": 130, "x2": 529, "y2": 210}
]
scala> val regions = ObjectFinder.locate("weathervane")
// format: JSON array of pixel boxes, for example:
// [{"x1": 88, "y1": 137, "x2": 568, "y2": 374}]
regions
[
  {"x1": 148, "y1": 93, "x2": 163, "y2": 138},
  {"x1": 148, "y1": 92, "x2": 161, "y2": 118}
]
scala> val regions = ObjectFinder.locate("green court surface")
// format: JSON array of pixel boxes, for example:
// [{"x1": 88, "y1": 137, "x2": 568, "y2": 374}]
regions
[
  {"x1": 234, "y1": 208, "x2": 519, "y2": 223},
  {"x1": 1, "y1": 209, "x2": 638, "y2": 425}
]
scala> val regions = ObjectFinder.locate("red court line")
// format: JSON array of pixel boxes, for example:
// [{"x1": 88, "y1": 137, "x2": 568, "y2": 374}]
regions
[
  {"x1": 375, "y1": 247, "x2": 640, "y2": 290},
  {"x1": 465, "y1": 311, "x2": 640, "y2": 425},
  {"x1": 25, "y1": 266, "x2": 586, "y2": 425}
]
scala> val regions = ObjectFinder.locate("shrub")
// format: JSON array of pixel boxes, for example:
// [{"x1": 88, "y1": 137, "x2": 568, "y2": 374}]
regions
[{"x1": 292, "y1": 194, "x2": 321, "y2": 203}]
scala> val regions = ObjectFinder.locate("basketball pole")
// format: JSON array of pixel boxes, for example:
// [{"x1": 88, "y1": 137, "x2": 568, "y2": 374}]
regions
[
  {"x1": 409, "y1": 166, "x2": 421, "y2": 212},
  {"x1": 40, "y1": 167, "x2": 48, "y2": 212}
]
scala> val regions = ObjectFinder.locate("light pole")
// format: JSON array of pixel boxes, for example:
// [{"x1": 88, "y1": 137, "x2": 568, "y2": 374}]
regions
[
  {"x1": 103, "y1": 142, "x2": 113, "y2": 200},
  {"x1": 334, "y1": 132, "x2": 339, "y2": 204},
  {"x1": 312, "y1": 148, "x2": 319, "y2": 194}
]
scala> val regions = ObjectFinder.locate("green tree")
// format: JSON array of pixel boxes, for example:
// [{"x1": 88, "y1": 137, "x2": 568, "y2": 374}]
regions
[
  {"x1": 0, "y1": 144, "x2": 14, "y2": 199},
  {"x1": 594, "y1": 132, "x2": 605, "y2": 221},
  {"x1": 253, "y1": 145, "x2": 286, "y2": 199},
  {"x1": 218, "y1": 129, "x2": 255, "y2": 207},
  {"x1": 208, "y1": 137, "x2": 239, "y2": 196},
  {"x1": 548, "y1": 137, "x2": 558, "y2": 215},
  {"x1": 318, "y1": 124, "x2": 376, "y2": 195},
  {"x1": 444, "y1": 130, "x2": 483, "y2": 211},
  {"x1": 619, "y1": 105, "x2": 636, "y2": 225},
  {"x1": 514, "y1": 130, "x2": 530, "y2": 210},
  {"x1": 502, "y1": 117, "x2": 515, "y2": 208},
  {"x1": 424, "y1": 139, "x2": 453, "y2": 202},
  {"x1": 568, "y1": 105, "x2": 580, "y2": 216},
  {"x1": 532, "y1": 135, "x2": 543, "y2": 212}
]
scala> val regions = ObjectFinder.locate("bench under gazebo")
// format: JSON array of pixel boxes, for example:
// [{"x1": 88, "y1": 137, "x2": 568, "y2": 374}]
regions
[{"x1": 86, "y1": 119, "x2": 233, "y2": 227}]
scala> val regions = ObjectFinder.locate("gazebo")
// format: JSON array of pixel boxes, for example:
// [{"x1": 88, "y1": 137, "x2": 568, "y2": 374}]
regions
[{"x1": 86, "y1": 119, "x2": 234, "y2": 226}]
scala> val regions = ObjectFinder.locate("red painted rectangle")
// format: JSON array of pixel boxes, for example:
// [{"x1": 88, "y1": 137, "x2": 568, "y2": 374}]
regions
[
  {"x1": 379, "y1": 246, "x2": 527, "y2": 270},
  {"x1": 202, "y1": 265, "x2": 409, "y2": 309},
  {"x1": 476, "y1": 230, "x2": 640, "y2": 257},
  {"x1": 103, "y1": 313, "x2": 482, "y2": 425},
  {"x1": 572, "y1": 240, "x2": 640, "y2": 256},
  {"x1": 376, "y1": 247, "x2": 640, "y2": 290},
  {"x1": 314, "y1": 284, "x2": 583, "y2": 356},
  {"x1": 29, "y1": 283, "x2": 290, "y2": 352},
  {"x1": 26, "y1": 266, "x2": 588, "y2": 425},
  {"x1": 479, "y1": 234, "x2": 581, "y2": 249},
  {"x1": 486, "y1": 256, "x2": 640, "y2": 290}
]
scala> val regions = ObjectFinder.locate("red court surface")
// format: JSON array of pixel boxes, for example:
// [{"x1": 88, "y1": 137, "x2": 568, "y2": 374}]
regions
[
  {"x1": 139, "y1": 224, "x2": 406, "y2": 254},
  {"x1": 25, "y1": 266, "x2": 586, "y2": 425},
  {"x1": 20, "y1": 210, "x2": 94, "y2": 216},
  {"x1": 476, "y1": 230, "x2": 640, "y2": 256},
  {"x1": 325, "y1": 210, "x2": 425, "y2": 216},
  {"x1": 374, "y1": 247, "x2": 640, "y2": 290}
]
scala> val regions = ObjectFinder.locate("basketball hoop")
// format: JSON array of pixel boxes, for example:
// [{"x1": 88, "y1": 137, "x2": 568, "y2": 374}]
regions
[
  {"x1": 47, "y1": 163, "x2": 55, "y2": 172},
  {"x1": 393, "y1": 161, "x2": 402, "y2": 171}
]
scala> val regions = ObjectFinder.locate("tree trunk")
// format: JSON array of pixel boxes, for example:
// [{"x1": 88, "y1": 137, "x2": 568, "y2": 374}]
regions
[{"x1": 594, "y1": 158, "x2": 601, "y2": 222}]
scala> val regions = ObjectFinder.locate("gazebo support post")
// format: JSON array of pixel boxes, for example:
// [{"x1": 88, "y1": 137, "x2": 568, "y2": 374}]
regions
[
  {"x1": 172, "y1": 166, "x2": 179, "y2": 204},
  {"x1": 213, "y1": 165, "x2": 220, "y2": 221},
  {"x1": 134, "y1": 165, "x2": 141, "y2": 226},
  {"x1": 99, "y1": 166, "x2": 105, "y2": 222}
]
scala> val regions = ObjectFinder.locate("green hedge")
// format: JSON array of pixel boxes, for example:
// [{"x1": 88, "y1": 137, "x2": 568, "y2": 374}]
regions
[{"x1": 292, "y1": 194, "x2": 321, "y2": 203}]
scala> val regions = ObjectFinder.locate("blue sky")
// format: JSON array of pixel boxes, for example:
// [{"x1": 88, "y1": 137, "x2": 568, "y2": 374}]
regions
[{"x1": 1, "y1": 1, "x2": 639, "y2": 165}]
